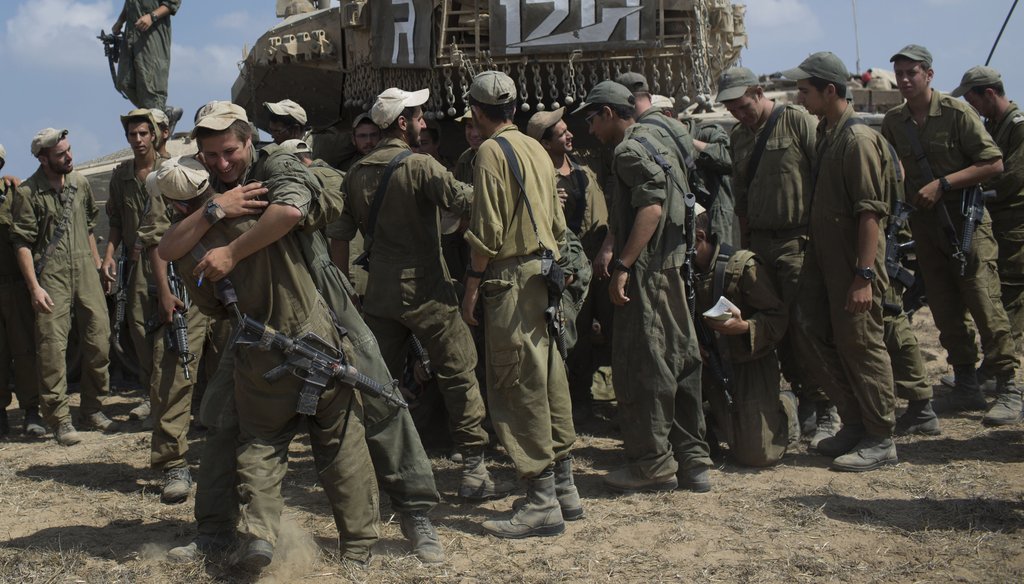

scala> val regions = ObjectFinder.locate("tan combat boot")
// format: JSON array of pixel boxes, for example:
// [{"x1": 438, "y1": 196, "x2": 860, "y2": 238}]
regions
[
  {"x1": 483, "y1": 468, "x2": 564, "y2": 539},
  {"x1": 459, "y1": 451, "x2": 515, "y2": 501}
]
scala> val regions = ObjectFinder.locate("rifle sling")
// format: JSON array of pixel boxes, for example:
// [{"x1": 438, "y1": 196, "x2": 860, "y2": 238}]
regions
[
  {"x1": 35, "y1": 185, "x2": 80, "y2": 278},
  {"x1": 711, "y1": 243, "x2": 736, "y2": 382},
  {"x1": 747, "y1": 104, "x2": 785, "y2": 180},
  {"x1": 362, "y1": 149, "x2": 413, "y2": 256}
]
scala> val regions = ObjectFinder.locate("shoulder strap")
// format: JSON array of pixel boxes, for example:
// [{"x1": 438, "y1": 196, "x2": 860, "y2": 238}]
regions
[
  {"x1": 363, "y1": 149, "x2": 413, "y2": 245},
  {"x1": 747, "y1": 104, "x2": 785, "y2": 179},
  {"x1": 632, "y1": 136, "x2": 690, "y2": 195},
  {"x1": 34, "y1": 184, "x2": 80, "y2": 277},
  {"x1": 493, "y1": 136, "x2": 543, "y2": 247},
  {"x1": 637, "y1": 115, "x2": 698, "y2": 173}
]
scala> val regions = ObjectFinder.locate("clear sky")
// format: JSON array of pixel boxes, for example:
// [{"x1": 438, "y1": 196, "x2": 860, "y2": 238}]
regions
[{"x1": 0, "y1": 0, "x2": 1019, "y2": 176}]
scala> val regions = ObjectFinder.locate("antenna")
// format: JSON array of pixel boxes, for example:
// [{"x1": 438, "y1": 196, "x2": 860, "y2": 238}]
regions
[
  {"x1": 851, "y1": 0, "x2": 862, "y2": 75},
  {"x1": 986, "y1": 0, "x2": 1019, "y2": 65}
]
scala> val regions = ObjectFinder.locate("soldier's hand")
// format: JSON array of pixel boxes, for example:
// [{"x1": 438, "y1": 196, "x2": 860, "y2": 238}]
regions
[
  {"x1": 556, "y1": 188, "x2": 568, "y2": 209},
  {"x1": 609, "y1": 271, "x2": 630, "y2": 306},
  {"x1": 111, "y1": 21, "x2": 123, "y2": 35},
  {"x1": 158, "y1": 290, "x2": 185, "y2": 324},
  {"x1": 594, "y1": 246, "x2": 613, "y2": 280},
  {"x1": 914, "y1": 179, "x2": 942, "y2": 209},
  {"x1": 134, "y1": 14, "x2": 153, "y2": 32},
  {"x1": 31, "y1": 286, "x2": 54, "y2": 314},
  {"x1": 845, "y1": 278, "x2": 873, "y2": 314},
  {"x1": 100, "y1": 256, "x2": 117, "y2": 285},
  {"x1": 216, "y1": 183, "x2": 269, "y2": 218},
  {"x1": 194, "y1": 247, "x2": 235, "y2": 281},
  {"x1": 462, "y1": 287, "x2": 480, "y2": 326},
  {"x1": 2, "y1": 175, "x2": 20, "y2": 190},
  {"x1": 705, "y1": 307, "x2": 749, "y2": 335}
]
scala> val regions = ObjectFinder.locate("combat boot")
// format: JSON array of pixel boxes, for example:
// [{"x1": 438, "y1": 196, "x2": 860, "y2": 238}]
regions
[
  {"x1": 604, "y1": 466, "x2": 678, "y2": 494},
  {"x1": 982, "y1": 379, "x2": 1024, "y2": 426},
  {"x1": 516, "y1": 456, "x2": 585, "y2": 519},
  {"x1": 398, "y1": 511, "x2": 444, "y2": 563},
  {"x1": 815, "y1": 423, "x2": 865, "y2": 457},
  {"x1": 129, "y1": 399, "x2": 151, "y2": 421},
  {"x1": 459, "y1": 451, "x2": 515, "y2": 501},
  {"x1": 55, "y1": 420, "x2": 82, "y2": 446},
  {"x1": 483, "y1": 468, "x2": 564, "y2": 539},
  {"x1": 235, "y1": 538, "x2": 274, "y2": 573},
  {"x1": 0, "y1": 409, "x2": 8, "y2": 437},
  {"x1": 809, "y1": 401, "x2": 840, "y2": 449},
  {"x1": 165, "y1": 106, "x2": 184, "y2": 135},
  {"x1": 23, "y1": 407, "x2": 46, "y2": 438},
  {"x1": 166, "y1": 532, "x2": 236, "y2": 563},
  {"x1": 161, "y1": 466, "x2": 193, "y2": 504},
  {"x1": 677, "y1": 465, "x2": 712, "y2": 493},
  {"x1": 796, "y1": 392, "x2": 817, "y2": 436},
  {"x1": 830, "y1": 436, "x2": 898, "y2": 472},
  {"x1": 895, "y1": 399, "x2": 940, "y2": 436},
  {"x1": 935, "y1": 365, "x2": 988, "y2": 412},
  {"x1": 79, "y1": 411, "x2": 119, "y2": 433}
]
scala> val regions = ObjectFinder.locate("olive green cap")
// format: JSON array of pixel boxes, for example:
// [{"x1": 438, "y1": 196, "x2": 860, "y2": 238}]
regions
[
  {"x1": 615, "y1": 72, "x2": 649, "y2": 94},
  {"x1": 781, "y1": 51, "x2": 850, "y2": 86},
  {"x1": 469, "y1": 71, "x2": 518, "y2": 105},
  {"x1": 31, "y1": 128, "x2": 69, "y2": 156},
  {"x1": 890, "y1": 44, "x2": 932, "y2": 68},
  {"x1": 715, "y1": 67, "x2": 758, "y2": 102},
  {"x1": 572, "y1": 81, "x2": 634, "y2": 114},
  {"x1": 951, "y1": 65, "x2": 1002, "y2": 97}
]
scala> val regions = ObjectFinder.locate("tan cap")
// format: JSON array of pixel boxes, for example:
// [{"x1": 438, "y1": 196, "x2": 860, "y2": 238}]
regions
[
  {"x1": 650, "y1": 95, "x2": 674, "y2": 111},
  {"x1": 279, "y1": 139, "x2": 312, "y2": 156},
  {"x1": 890, "y1": 44, "x2": 933, "y2": 68},
  {"x1": 616, "y1": 72, "x2": 649, "y2": 94},
  {"x1": 149, "y1": 108, "x2": 170, "y2": 127},
  {"x1": 454, "y1": 109, "x2": 473, "y2": 122},
  {"x1": 715, "y1": 67, "x2": 758, "y2": 102},
  {"x1": 120, "y1": 108, "x2": 160, "y2": 132},
  {"x1": 370, "y1": 87, "x2": 430, "y2": 129},
  {"x1": 951, "y1": 65, "x2": 1002, "y2": 97},
  {"x1": 31, "y1": 128, "x2": 69, "y2": 156},
  {"x1": 0, "y1": 144, "x2": 6, "y2": 164},
  {"x1": 781, "y1": 51, "x2": 850, "y2": 86},
  {"x1": 191, "y1": 102, "x2": 249, "y2": 138},
  {"x1": 526, "y1": 107, "x2": 565, "y2": 141},
  {"x1": 469, "y1": 71, "x2": 518, "y2": 105},
  {"x1": 194, "y1": 100, "x2": 231, "y2": 124},
  {"x1": 263, "y1": 99, "x2": 308, "y2": 125},
  {"x1": 352, "y1": 112, "x2": 375, "y2": 129},
  {"x1": 155, "y1": 155, "x2": 210, "y2": 201}
]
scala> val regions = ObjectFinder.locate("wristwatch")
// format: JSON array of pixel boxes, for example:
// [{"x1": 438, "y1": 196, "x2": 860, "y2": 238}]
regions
[
  {"x1": 854, "y1": 266, "x2": 877, "y2": 281},
  {"x1": 612, "y1": 258, "x2": 633, "y2": 274},
  {"x1": 938, "y1": 176, "x2": 952, "y2": 192},
  {"x1": 203, "y1": 200, "x2": 226, "y2": 225},
  {"x1": 150, "y1": 11, "x2": 160, "y2": 22}
]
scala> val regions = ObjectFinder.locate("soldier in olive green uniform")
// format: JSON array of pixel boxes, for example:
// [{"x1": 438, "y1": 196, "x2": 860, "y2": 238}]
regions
[
  {"x1": 718, "y1": 66, "x2": 838, "y2": 445},
  {"x1": 691, "y1": 122, "x2": 740, "y2": 248},
  {"x1": 462, "y1": 71, "x2": 579, "y2": 539},
  {"x1": 159, "y1": 105, "x2": 380, "y2": 569},
  {"x1": 579, "y1": 80, "x2": 712, "y2": 492},
  {"x1": 0, "y1": 146, "x2": 44, "y2": 438},
  {"x1": 112, "y1": 1, "x2": 179, "y2": 110},
  {"x1": 691, "y1": 211, "x2": 790, "y2": 467},
  {"x1": 952, "y1": 66, "x2": 1024, "y2": 378},
  {"x1": 12, "y1": 129, "x2": 116, "y2": 446},
  {"x1": 881, "y1": 46, "x2": 1019, "y2": 426},
  {"x1": 784, "y1": 53, "x2": 899, "y2": 472},
  {"x1": 339, "y1": 88, "x2": 507, "y2": 505}
]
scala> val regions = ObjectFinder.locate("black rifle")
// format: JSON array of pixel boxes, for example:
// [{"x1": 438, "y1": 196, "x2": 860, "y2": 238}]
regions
[
  {"x1": 540, "y1": 249, "x2": 569, "y2": 361},
  {"x1": 212, "y1": 279, "x2": 408, "y2": 413},
  {"x1": 111, "y1": 253, "x2": 137, "y2": 356},
  {"x1": 409, "y1": 334, "x2": 433, "y2": 380},
  {"x1": 882, "y1": 200, "x2": 917, "y2": 317},
  {"x1": 959, "y1": 185, "x2": 995, "y2": 271},
  {"x1": 165, "y1": 262, "x2": 196, "y2": 380},
  {"x1": 97, "y1": 30, "x2": 127, "y2": 100}
]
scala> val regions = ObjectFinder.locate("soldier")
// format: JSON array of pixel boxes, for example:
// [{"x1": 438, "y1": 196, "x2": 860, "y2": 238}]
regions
[
  {"x1": 112, "y1": 1, "x2": 179, "y2": 110},
  {"x1": 717, "y1": 66, "x2": 838, "y2": 446},
  {"x1": 453, "y1": 110, "x2": 483, "y2": 184},
  {"x1": 784, "y1": 52, "x2": 898, "y2": 470},
  {"x1": 881, "y1": 46, "x2": 1019, "y2": 426},
  {"x1": 149, "y1": 107, "x2": 173, "y2": 157},
  {"x1": 951, "y1": 66, "x2": 1024, "y2": 382},
  {"x1": 526, "y1": 107, "x2": 611, "y2": 410},
  {"x1": 461, "y1": 71, "x2": 580, "y2": 538},
  {"x1": 0, "y1": 146, "x2": 44, "y2": 438},
  {"x1": 691, "y1": 211, "x2": 790, "y2": 466},
  {"x1": 157, "y1": 103, "x2": 380, "y2": 569},
  {"x1": 415, "y1": 123, "x2": 451, "y2": 168},
  {"x1": 340, "y1": 87, "x2": 510, "y2": 506},
  {"x1": 578, "y1": 80, "x2": 712, "y2": 492},
  {"x1": 12, "y1": 129, "x2": 118, "y2": 445},
  {"x1": 263, "y1": 99, "x2": 308, "y2": 144}
]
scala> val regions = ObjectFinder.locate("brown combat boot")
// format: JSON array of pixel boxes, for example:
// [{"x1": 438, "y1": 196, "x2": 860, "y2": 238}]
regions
[
  {"x1": 459, "y1": 451, "x2": 515, "y2": 501},
  {"x1": 982, "y1": 379, "x2": 1024, "y2": 426}
]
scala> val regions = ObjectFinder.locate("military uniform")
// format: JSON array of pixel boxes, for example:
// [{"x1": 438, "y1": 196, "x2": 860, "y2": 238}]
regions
[
  {"x1": 881, "y1": 91, "x2": 1018, "y2": 380},
  {"x1": 117, "y1": 1, "x2": 180, "y2": 109},
  {"x1": 692, "y1": 122, "x2": 740, "y2": 248},
  {"x1": 695, "y1": 242, "x2": 789, "y2": 466},
  {"x1": 0, "y1": 184, "x2": 38, "y2": 415},
  {"x1": 11, "y1": 169, "x2": 110, "y2": 428},
  {"x1": 883, "y1": 286, "x2": 931, "y2": 402},
  {"x1": 607, "y1": 121, "x2": 711, "y2": 480}
]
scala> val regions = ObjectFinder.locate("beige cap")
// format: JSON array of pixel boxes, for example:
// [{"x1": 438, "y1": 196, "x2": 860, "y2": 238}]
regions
[
  {"x1": 469, "y1": 71, "x2": 518, "y2": 105},
  {"x1": 120, "y1": 108, "x2": 160, "y2": 132},
  {"x1": 150, "y1": 108, "x2": 170, "y2": 127},
  {"x1": 279, "y1": 139, "x2": 312, "y2": 156},
  {"x1": 650, "y1": 95, "x2": 674, "y2": 111},
  {"x1": 454, "y1": 109, "x2": 473, "y2": 122},
  {"x1": 263, "y1": 99, "x2": 308, "y2": 125},
  {"x1": 31, "y1": 128, "x2": 69, "y2": 156},
  {"x1": 0, "y1": 144, "x2": 6, "y2": 164},
  {"x1": 156, "y1": 156, "x2": 210, "y2": 201},
  {"x1": 370, "y1": 87, "x2": 430, "y2": 129},
  {"x1": 526, "y1": 107, "x2": 565, "y2": 141},
  {"x1": 191, "y1": 102, "x2": 249, "y2": 138},
  {"x1": 194, "y1": 100, "x2": 231, "y2": 124},
  {"x1": 352, "y1": 112, "x2": 375, "y2": 129}
]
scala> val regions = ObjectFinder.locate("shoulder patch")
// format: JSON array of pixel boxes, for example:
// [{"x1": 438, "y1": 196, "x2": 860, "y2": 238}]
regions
[{"x1": 1012, "y1": 114, "x2": 1024, "y2": 125}]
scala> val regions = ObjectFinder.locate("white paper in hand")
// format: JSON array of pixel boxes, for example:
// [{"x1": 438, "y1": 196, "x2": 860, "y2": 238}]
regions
[{"x1": 702, "y1": 296, "x2": 739, "y2": 322}]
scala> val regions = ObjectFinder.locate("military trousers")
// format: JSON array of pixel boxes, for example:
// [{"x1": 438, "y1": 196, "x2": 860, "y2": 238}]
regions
[
  {"x1": 0, "y1": 281, "x2": 39, "y2": 411},
  {"x1": 35, "y1": 255, "x2": 110, "y2": 427},
  {"x1": 481, "y1": 255, "x2": 575, "y2": 478},
  {"x1": 991, "y1": 208, "x2": 1024, "y2": 355},
  {"x1": 567, "y1": 268, "x2": 613, "y2": 402},
  {"x1": 122, "y1": 261, "x2": 155, "y2": 399},
  {"x1": 882, "y1": 286, "x2": 932, "y2": 402},
  {"x1": 910, "y1": 203, "x2": 1018, "y2": 377},
  {"x1": 117, "y1": 34, "x2": 170, "y2": 110},
  {"x1": 611, "y1": 267, "x2": 711, "y2": 478},
  {"x1": 748, "y1": 230, "x2": 829, "y2": 402},
  {"x1": 801, "y1": 246, "x2": 895, "y2": 438}
]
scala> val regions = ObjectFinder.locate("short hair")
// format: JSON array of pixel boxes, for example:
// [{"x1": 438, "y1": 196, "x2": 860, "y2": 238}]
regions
[
  {"x1": 970, "y1": 82, "x2": 1006, "y2": 97},
  {"x1": 423, "y1": 126, "x2": 440, "y2": 144},
  {"x1": 194, "y1": 119, "x2": 253, "y2": 149},
  {"x1": 123, "y1": 116, "x2": 156, "y2": 136},
  {"x1": 695, "y1": 210, "x2": 711, "y2": 234},
  {"x1": 808, "y1": 77, "x2": 848, "y2": 99},
  {"x1": 354, "y1": 116, "x2": 377, "y2": 131},
  {"x1": 541, "y1": 125, "x2": 556, "y2": 142},
  {"x1": 384, "y1": 106, "x2": 420, "y2": 135},
  {"x1": 468, "y1": 95, "x2": 516, "y2": 123}
]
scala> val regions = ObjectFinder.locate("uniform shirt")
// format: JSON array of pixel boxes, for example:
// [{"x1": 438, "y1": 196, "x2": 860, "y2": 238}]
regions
[
  {"x1": 636, "y1": 108, "x2": 702, "y2": 173},
  {"x1": 337, "y1": 137, "x2": 472, "y2": 266},
  {"x1": 694, "y1": 243, "x2": 788, "y2": 363},
  {"x1": 812, "y1": 107, "x2": 894, "y2": 280},
  {"x1": 730, "y1": 104, "x2": 817, "y2": 231},
  {"x1": 983, "y1": 102, "x2": 1024, "y2": 213},
  {"x1": 306, "y1": 159, "x2": 345, "y2": 232},
  {"x1": 107, "y1": 156, "x2": 166, "y2": 254},
  {"x1": 122, "y1": 0, "x2": 180, "y2": 37},
  {"x1": 0, "y1": 185, "x2": 22, "y2": 280},
  {"x1": 557, "y1": 156, "x2": 608, "y2": 257},
  {"x1": 465, "y1": 125, "x2": 566, "y2": 261},
  {"x1": 11, "y1": 169, "x2": 99, "y2": 265},
  {"x1": 881, "y1": 90, "x2": 1003, "y2": 202},
  {"x1": 453, "y1": 147, "x2": 476, "y2": 185},
  {"x1": 611, "y1": 122, "x2": 689, "y2": 271}
]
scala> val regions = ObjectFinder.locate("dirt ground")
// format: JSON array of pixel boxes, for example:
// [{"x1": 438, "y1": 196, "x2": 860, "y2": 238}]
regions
[{"x1": 1, "y1": 306, "x2": 1022, "y2": 584}]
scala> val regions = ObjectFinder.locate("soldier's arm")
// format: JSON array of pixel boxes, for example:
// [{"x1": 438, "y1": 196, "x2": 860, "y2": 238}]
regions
[
  {"x1": 736, "y1": 259, "x2": 789, "y2": 353},
  {"x1": 947, "y1": 107, "x2": 1004, "y2": 186},
  {"x1": 422, "y1": 158, "x2": 474, "y2": 217},
  {"x1": 693, "y1": 125, "x2": 733, "y2": 174},
  {"x1": 986, "y1": 117, "x2": 1024, "y2": 200},
  {"x1": 102, "y1": 175, "x2": 124, "y2": 283}
]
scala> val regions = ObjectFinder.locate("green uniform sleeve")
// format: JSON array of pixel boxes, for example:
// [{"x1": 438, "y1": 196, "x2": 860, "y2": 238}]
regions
[
  {"x1": 696, "y1": 124, "x2": 733, "y2": 175},
  {"x1": 616, "y1": 146, "x2": 667, "y2": 209},
  {"x1": 160, "y1": 0, "x2": 181, "y2": 14},
  {"x1": 84, "y1": 180, "x2": 98, "y2": 232},
  {"x1": 10, "y1": 186, "x2": 38, "y2": 249},
  {"x1": 464, "y1": 156, "x2": 506, "y2": 258},
  {"x1": 987, "y1": 117, "x2": 1024, "y2": 203},
  {"x1": 729, "y1": 126, "x2": 749, "y2": 217},
  {"x1": 138, "y1": 193, "x2": 171, "y2": 248},
  {"x1": 845, "y1": 132, "x2": 891, "y2": 218},
  {"x1": 420, "y1": 156, "x2": 473, "y2": 217},
  {"x1": 584, "y1": 165, "x2": 609, "y2": 230},
  {"x1": 959, "y1": 108, "x2": 1003, "y2": 164},
  {"x1": 263, "y1": 155, "x2": 312, "y2": 218},
  {"x1": 739, "y1": 257, "x2": 789, "y2": 356}
]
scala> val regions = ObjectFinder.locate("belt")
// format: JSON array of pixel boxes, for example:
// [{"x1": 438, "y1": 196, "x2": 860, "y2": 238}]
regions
[{"x1": 750, "y1": 226, "x2": 808, "y2": 239}]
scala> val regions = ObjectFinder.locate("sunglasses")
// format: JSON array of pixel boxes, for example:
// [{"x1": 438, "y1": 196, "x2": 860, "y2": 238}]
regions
[{"x1": 585, "y1": 110, "x2": 602, "y2": 126}]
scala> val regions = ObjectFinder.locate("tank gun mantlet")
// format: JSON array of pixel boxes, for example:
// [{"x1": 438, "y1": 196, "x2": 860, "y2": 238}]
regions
[{"x1": 257, "y1": 7, "x2": 340, "y2": 66}]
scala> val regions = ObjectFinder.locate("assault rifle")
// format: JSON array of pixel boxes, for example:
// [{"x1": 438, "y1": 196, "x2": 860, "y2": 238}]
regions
[
  {"x1": 165, "y1": 262, "x2": 196, "y2": 380},
  {"x1": 409, "y1": 334, "x2": 433, "y2": 380},
  {"x1": 97, "y1": 30, "x2": 127, "y2": 100},
  {"x1": 111, "y1": 253, "x2": 136, "y2": 356},
  {"x1": 959, "y1": 185, "x2": 995, "y2": 273},
  {"x1": 211, "y1": 279, "x2": 407, "y2": 414},
  {"x1": 540, "y1": 249, "x2": 569, "y2": 361}
]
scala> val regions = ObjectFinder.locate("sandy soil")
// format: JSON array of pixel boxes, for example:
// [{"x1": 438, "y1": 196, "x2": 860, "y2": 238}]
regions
[{"x1": 1, "y1": 306, "x2": 1022, "y2": 584}]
